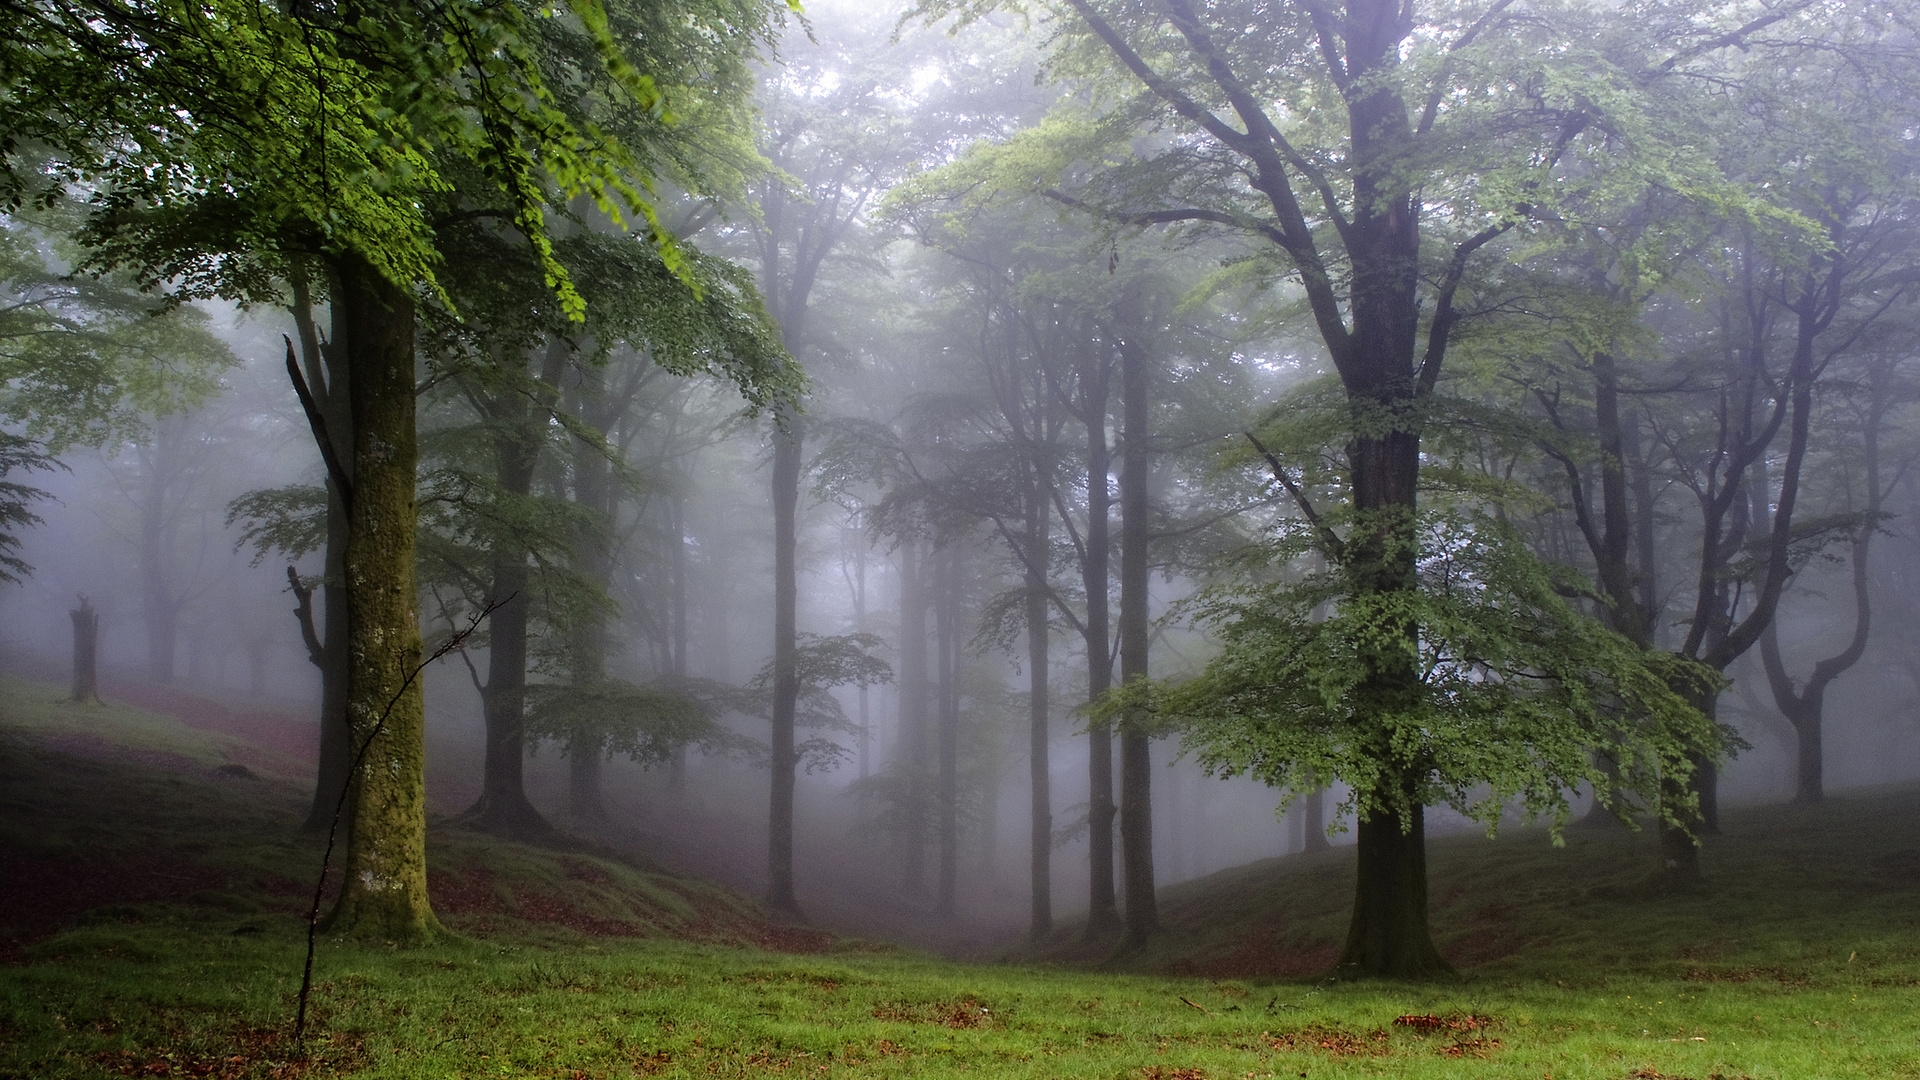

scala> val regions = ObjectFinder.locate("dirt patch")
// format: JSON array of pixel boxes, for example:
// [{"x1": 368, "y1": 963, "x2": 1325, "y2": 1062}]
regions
[
  {"x1": 1170, "y1": 932, "x2": 1338, "y2": 979},
  {"x1": 0, "y1": 845, "x2": 226, "y2": 959},
  {"x1": 1440, "y1": 921, "x2": 1529, "y2": 968},
  {"x1": 1393, "y1": 1013, "x2": 1495, "y2": 1034},
  {"x1": 1682, "y1": 965, "x2": 1810, "y2": 986},
  {"x1": 1262, "y1": 1026, "x2": 1392, "y2": 1057},
  {"x1": 99, "y1": 681, "x2": 317, "y2": 765},
  {"x1": 30, "y1": 732, "x2": 208, "y2": 776},
  {"x1": 870, "y1": 996, "x2": 995, "y2": 1028},
  {"x1": 93, "y1": 1025, "x2": 365, "y2": 1079},
  {"x1": 428, "y1": 867, "x2": 641, "y2": 937},
  {"x1": 426, "y1": 866, "x2": 835, "y2": 952}
]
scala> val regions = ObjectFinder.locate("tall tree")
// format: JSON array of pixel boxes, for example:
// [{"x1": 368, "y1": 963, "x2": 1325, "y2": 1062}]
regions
[
  {"x1": 8, "y1": 0, "x2": 794, "y2": 939},
  {"x1": 916, "y1": 0, "x2": 1827, "y2": 974}
]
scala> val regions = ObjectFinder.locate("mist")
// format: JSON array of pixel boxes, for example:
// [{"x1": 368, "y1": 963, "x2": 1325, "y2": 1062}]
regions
[{"x1": 4, "y1": 0, "x2": 1919, "y2": 1024}]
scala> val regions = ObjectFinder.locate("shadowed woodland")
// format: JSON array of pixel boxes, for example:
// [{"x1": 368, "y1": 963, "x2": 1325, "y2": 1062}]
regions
[{"x1": 3, "y1": 0, "x2": 1920, "y2": 1076}]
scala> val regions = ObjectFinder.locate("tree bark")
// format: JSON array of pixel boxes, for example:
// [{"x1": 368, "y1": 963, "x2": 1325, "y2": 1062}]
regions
[
  {"x1": 323, "y1": 251, "x2": 440, "y2": 944},
  {"x1": 1760, "y1": 376, "x2": 1883, "y2": 804},
  {"x1": 1116, "y1": 333, "x2": 1157, "y2": 948},
  {"x1": 898, "y1": 536, "x2": 930, "y2": 894},
  {"x1": 69, "y1": 596, "x2": 98, "y2": 703},
  {"x1": 1300, "y1": 783, "x2": 1330, "y2": 853},
  {"x1": 138, "y1": 447, "x2": 177, "y2": 684},
  {"x1": 463, "y1": 342, "x2": 566, "y2": 840},
  {"x1": 767, "y1": 409, "x2": 803, "y2": 916},
  {"x1": 289, "y1": 269, "x2": 355, "y2": 835},
  {"x1": 935, "y1": 543, "x2": 960, "y2": 917},
  {"x1": 1340, "y1": 801, "x2": 1447, "y2": 977},
  {"x1": 1025, "y1": 478, "x2": 1052, "y2": 939},
  {"x1": 668, "y1": 492, "x2": 690, "y2": 790},
  {"x1": 1079, "y1": 358, "x2": 1119, "y2": 940}
]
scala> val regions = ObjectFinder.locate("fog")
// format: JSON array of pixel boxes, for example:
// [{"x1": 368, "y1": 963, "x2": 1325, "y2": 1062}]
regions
[{"x1": 4, "y1": 0, "x2": 1918, "y2": 961}]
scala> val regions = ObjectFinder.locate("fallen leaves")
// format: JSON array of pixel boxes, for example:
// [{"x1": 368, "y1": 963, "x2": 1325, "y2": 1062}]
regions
[
  {"x1": 92, "y1": 1027, "x2": 365, "y2": 1080},
  {"x1": 870, "y1": 996, "x2": 995, "y2": 1029}
]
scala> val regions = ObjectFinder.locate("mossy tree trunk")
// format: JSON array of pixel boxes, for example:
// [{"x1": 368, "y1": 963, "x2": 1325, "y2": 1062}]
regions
[{"x1": 324, "y1": 252, "x2": 440, "y2": 944}]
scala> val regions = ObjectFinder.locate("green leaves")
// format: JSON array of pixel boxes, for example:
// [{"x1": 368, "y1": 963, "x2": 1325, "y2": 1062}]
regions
[
  {"x1": 4, "y1": 0, "x2": 793, "y2": 319},
  {"x1": 525, "y1": 679, "x2": 718, "y2": 766},
  {"x1": 1162, "y1": 510, "x2": 1724, "y2": 839}
]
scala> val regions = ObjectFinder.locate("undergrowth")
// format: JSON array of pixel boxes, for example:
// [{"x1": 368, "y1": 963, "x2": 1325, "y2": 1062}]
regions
[{"x1": 3, "y1": 675, "x2": 1918, "y2": 1078}]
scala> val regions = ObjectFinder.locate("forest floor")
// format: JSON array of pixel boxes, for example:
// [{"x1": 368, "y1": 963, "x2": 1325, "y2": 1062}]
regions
[{"x1": 2, "y1": 674, "x2": 1918, "y2": 1079}]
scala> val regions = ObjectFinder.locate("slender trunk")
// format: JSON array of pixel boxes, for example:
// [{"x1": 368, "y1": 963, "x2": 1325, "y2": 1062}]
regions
[
  {"x1": 668, "y1": 493, "x2": 690, "y2": 789},
  {"x1": 291, "y1": 272, "x2": 354, "y2": 834},
  {"x1": 569, "y1": 741, "x2": 606, "y2": 820},
  {"x1": 140, "y1": 458, "x2": 175, "y2": 684},
  {"x1": 1792, "y1": 699, "x2": 1824, "y2": 803},
  {"x1": 1116, "y1": 335, "x2": 1157, "y2": 947},
  {"x1": 468, "y1": 557, "x2": 547, "y2": 834},
  {"x1": 897, "y1": 538, "x2": 930, "y2": 893},
  {"x1": 767, "y1": 411, "x2": 803, "y2": 916},
  {"x1": 1301, "y1": 783, "x2": 1329, "y2": 853},
  {"x1": 69, "y1": 596, "x2": 98, "y2": 703},
  {"x1": 323, "y1": 252, "x2": 438, "y2": 943},
  {"x1": 1025, "y1": 479, "x2": 1052, "y2": 939},
  {"x1": 464, "y1": 343, "x2": 564, "y2": 839},
  {"x1": 1760, "y1": 373, "x2": 1883, "y2": 806},
  {"x1": 565, "y1": 376, "x2": 617, "y2": 822},
  {"x1": 936, "y1": 544, "x2": 960, "y2": 917},
  {"x1": 1081, "y1": 368, "x2": 1119, "y2": 940},
  {"x1": 855, "y1": 541, "x2": 871, "y2": 782}
]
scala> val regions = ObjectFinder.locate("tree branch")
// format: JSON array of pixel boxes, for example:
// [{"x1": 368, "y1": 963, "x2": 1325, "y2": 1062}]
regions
[
  {"x1": 1244, "y1": 431, "x2": 1346, "y2": 562},
  {"x1": 286, "y1": 565, "x2": 325, "y2": 670},
  {"x1": 284, "y1": 336, "x2": 353, "y2": 508}
]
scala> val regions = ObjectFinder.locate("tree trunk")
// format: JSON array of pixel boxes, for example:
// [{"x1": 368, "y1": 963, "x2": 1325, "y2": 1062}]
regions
[
  {"x1": 1116, "y1": 334, "x2": 1157, "y2": 948},
  {"x1": 1300, "y1": 783, "x2": 1329, "y2": 853},
  {"x1": 69, "y1": 596, "x2": 98, "y2": 703},
  {"x1": 936, "y1": 543, "x2": 959, "y2": 918},
  {"x1": 462, "y1": 343, "x2": 564, "y2": 840},
  {"x1": 1080, "y1": 362, "x2": 1119, "y2": 940},
  {"x1": 668, "y1": 492, "x2": 690, "y2": 790},
  {"x1": 767, "y1": 411, "x2": 803, "y2": 917},
  {"x1": 898, "y1": 536, "x2": 929, "y2": 894},
  {"x1": 140, "y1": 464, "x2": 176, "y2": 685},
  {"x1": 569, "y1": 740, "x2": 607, "y2": 820},
  {"x1": 1760, "y1": 373, "x2": 1883, "y2": 806},
  {"x1": 1339, "y1": 802, "x2": 1447, "y2": 976},
  {"x1": 289, "y1": 270, "x2": 355, "y2": 835},
  {"x1": 1025, "y1": 479, "x2": 1052, "y2": 939},
  {"x1": 323, "y1": 252, "x2": 439, "y2": 944},
  {"x1": 467, "y1": 556, "x2": 550, "y2": 836}
]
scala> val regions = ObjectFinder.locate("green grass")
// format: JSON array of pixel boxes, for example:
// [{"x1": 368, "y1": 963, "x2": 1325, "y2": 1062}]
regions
[{"x1": 3, "y1": 675, "x2": 1919, "y2": 1079}]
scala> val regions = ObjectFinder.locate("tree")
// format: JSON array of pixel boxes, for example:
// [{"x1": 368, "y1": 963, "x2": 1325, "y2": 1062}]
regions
[
  {"x1": 914, "y1": 0, "x2": 1829, "y2": 973},
  {"x1": 736, "y1": 16, "x2": 935, "y2": 917},
  {"x1": 6, "y1": 0, "x2": 795, "y2": 941}
]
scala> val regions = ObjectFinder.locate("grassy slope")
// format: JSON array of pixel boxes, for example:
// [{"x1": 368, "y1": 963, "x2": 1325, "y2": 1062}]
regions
[
  {"x1": 1026, "y1": 792, "x2": 1920, "y2": 988},
  {"x1": 3, "y1": 676, "x2": 1919, "y2": 1079},
  {"x1": 0, "y1": 676, "x2": 817, "y2": 953}
]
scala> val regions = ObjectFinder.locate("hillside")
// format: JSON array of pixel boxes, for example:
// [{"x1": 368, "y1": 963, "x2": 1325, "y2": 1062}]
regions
[
  {"x1": 1024, "y1": 787, "x2": 1920, "y2": 985},
  {"x1": 0, "y1": 676, "x2": 828, "y2": 958},
  {"x1": 5, "y1": 675, "x2": 1920, "y2": 1078}
]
